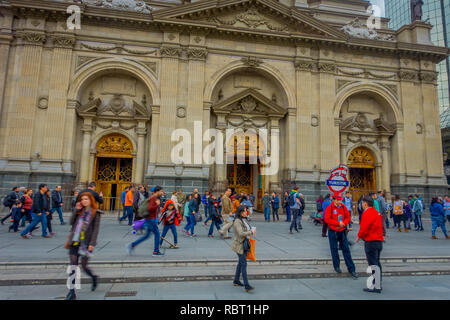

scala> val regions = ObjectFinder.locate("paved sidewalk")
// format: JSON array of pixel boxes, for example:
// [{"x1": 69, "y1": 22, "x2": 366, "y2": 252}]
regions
[
  {"x1": 1, "y1": 275, "x2": 450, "y2": 300},
  {"x1": 1, "y1": 212, "x2": 449, "y2": 264}
]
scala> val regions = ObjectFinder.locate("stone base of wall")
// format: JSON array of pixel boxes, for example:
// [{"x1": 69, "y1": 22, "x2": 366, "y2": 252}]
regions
[
  {"x1": 0, "y1": 171, "x2": 76, "y2": 212},
  {"x1": 391, "y1": 184, "x2": 449, "y2": 207},
  {"x1": 144, "y1": 175, "x2": 209, "y2": 195}
]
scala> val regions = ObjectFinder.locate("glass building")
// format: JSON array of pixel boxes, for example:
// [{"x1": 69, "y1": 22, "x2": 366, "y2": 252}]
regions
[{"x1": 386, "y1": 0, "x2": 450, "y2": 125}]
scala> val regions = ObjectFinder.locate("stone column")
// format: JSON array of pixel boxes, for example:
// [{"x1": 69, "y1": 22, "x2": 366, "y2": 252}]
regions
[
  {"x1": 340, "y1": 134, "x2": 348, "y2": 164},
  {"x1": 135, "y1": 123, "x2": 147, "y2": 184},
  {"x1": 269, "y1": 119, "x2": 282, "y2": 194},
  {"x1": 62, "y1": 100, "x2": 80, "y2": 174},
  {"x1": 79, "y1": 118, "x2": 93, "y2": 183},
  {"x1": 0, "y1": 8, "x2": 13, "y2": 125},
  {"x1": 88, "y1": 150, "x2": 96, "y2": 183},
  {"x1": 42, "y1": 35, "x2": 75, "y2": 159},
  {"x1": 380, "y1": 138, "x2": 391, "y2": 195},
  {"x1": 286, "y1": 107, "x2": 297, "y2": 180}
]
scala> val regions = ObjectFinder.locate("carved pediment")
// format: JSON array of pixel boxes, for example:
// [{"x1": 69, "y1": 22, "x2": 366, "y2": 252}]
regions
[
  {"x1": 212, "y1": 88, "x2": 287, "y2": 117},
  {"x1": 340, "y1": 112, "x2": 395, "y2": 135},
  {"x1": 77, "y1": 95, "x2": 150, "y2": 119},
  {"x1": 154, "y1": 0, "x2": 346, "y2": 39}
]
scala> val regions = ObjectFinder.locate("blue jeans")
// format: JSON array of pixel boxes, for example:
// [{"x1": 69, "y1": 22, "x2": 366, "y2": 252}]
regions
[
  {"x1": 208, "y1": 219, "x2": 222, "y2": 236},
  {"x1": 204, "y1": 205, "x2": 208, "y2": 217},
  {"x1": 431, "y1": 216, "x2": 448, "y2": 236},
  {"x1": 50, "y1": 206, "x2": 64, "y2": 224},
  {"x1": 234, "y1": 253, "x2": 250, "y2": 287},
  {"x1": 263, "y1": 207, "x2": 270, "y2": 221},
  {"x1": 184, "y1": 215, "x2": 191, "y2": 230},
  {"x1": 131, "y1": 219, "x2": 160, "y2": 253},
  {"x1": 414, "y1": 214, "x2": 423, "y2": 230},
  {"x1": 186, "y1": 213, "x2": 197, "y2": 235},
  {"x1": 160, "y1": 224, "x2": 178, "y2": 245},
  {"x1": 21, "y1": 212, "x2": 48, "y2": 237},
  {"x1": 120, "y1": 206, "x2": 134, "y2": 225},
  {"x1": 327, "y1": 229, "x2": 355, "y2": 273},
  {"x1": 285, "y1": 205, "x2": 291, "y2": 222}
]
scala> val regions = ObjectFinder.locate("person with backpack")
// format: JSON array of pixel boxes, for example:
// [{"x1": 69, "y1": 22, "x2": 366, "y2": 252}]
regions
[
  {"x1": 261, "y1": 192, "x2": 271, "y2": 222},
  {"x1": 297, "y1": 193, "x2": 306, "y2": 229},
  {"x1": 133, "y1": 185, "x2": 146, "y2": 221},
  {"x1": 183, "y1": 194, "x2": 192, "y2": 233},
  {"x1": 127, "y1": 186, "x2": 164, "y2": 256},
  {"x1": 50, "y1": 185, "x2": 65, "y2": 225},
  {"x1": 412, "y1": 194, "x2": 424, "y2": 231},
  {"x1": 271, "y1": 192, "x2": 280, "y2": 222},
  {"x1": 20, "y1": 188, "x2": 33, "y2": 228},
  {"x1": 1, "y1": 187, "x2": 20, "y2": 225},
  {"x1": 429, "y1": 197, "x2": 449, "y2": 239},
  {"x1": 289, "y1": 187, "x2": 300, "y2": 234},
  {"x1": 208, "y1": 200, "x2": 223, "y2": 238},
  {"x1": 159, "y1": 200, "x2": 181, "y2": 248},
  {"x1": 219, "y1": 188, "x2": 233, "y2": 239}
]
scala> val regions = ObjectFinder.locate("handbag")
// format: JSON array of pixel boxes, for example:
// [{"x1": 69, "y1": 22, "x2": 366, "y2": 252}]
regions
[
  {"x1": 243, "y1": 237, "x2": 251, "y2": 252},
  {"x1": 246, "y1": 237, "x2": 256, "y2": 262}
]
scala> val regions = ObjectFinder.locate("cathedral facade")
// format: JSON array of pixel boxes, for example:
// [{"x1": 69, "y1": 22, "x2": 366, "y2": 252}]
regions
[{"x1": 0, "y1": 0, "x2": 448, "y2": 209}]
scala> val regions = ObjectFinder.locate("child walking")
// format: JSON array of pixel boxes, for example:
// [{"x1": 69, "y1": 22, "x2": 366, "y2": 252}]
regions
[
  {"x1": 159, "y1": 200, "x2": 181, "y2": 248},
  {"x1": 9, "y1": 200, "x2": 22, "y2": 233}
]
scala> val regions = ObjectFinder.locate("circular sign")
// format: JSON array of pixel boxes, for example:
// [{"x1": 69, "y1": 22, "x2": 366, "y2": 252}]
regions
[{"x1": 326, "y1": 165, "x2": 349, "y2": 194}]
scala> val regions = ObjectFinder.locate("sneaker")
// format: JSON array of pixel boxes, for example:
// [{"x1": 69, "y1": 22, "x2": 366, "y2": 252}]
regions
[
  {"x1": 208, "y1": 235, "x2": 214, "y2": 238},
  {"x1": 21, "y1": 235, "x2": 30, "y2": 239},
  {"x1": 50, "y1": 232, "x2": 56, "y2": 236},
  {"x1": 152, "y1": 251, "x2": 164, "y2": 256},
  {"x1": 190, "y1": 234, "x2": 197, "y2": 237},
  {"x1": 245, "y1": 285, "x2": 254, "y2": 292},
  {"x1": 335, "y1": 268, "x2": 342, "y2": 273},
  {"x1": 404, "y1": 228, "x2": 408, "y2": 233},
  {"x1": 233, "y1": 281, "x2": 244, "y2": 287},
  {"x1": 350, "y1": 271, "x2": 358, "y2": 279},
  {"x1": 173, "y1": 244, "x2": 179, "y2": 249},
  {"x1": 204, "y1": 222, "x2": 208, "y2": 226},
  {"x1": 42, "y1": 235, "x2": 52, "y2": 238},
  {"x1": 126, "y1": 244, "x2": 134, "y2": 255},
  {"x1": 445, "y1": 236, "x2": 449, "y2": 239},
  {"x1": 61, "y1": 222, "x2": 66, "y2": 225},
  {"x1": 432, "y1": 235, "x2": 437, "y2": 239}
]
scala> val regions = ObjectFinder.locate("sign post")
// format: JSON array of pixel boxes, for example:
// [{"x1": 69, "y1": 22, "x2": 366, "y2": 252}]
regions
[{"x1": 326, "y1": 165, "x2": 350, "y2": 197}]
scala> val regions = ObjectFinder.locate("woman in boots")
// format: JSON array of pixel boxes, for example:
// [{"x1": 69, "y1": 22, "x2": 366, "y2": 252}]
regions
[
  {"x1": 65, "y1": 192, "x2": 102, "y2": 300},
  {"x1": 232, "y1": 206, "x2": 256, "y2": 293}
]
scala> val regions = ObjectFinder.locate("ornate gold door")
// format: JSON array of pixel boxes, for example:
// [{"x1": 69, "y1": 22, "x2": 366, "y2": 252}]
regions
[
  {"x1": 348, "y1": 147, "x2": 376, "y2": 202},
  {"x1": 94, "y1": 134, "x2": 134, "y2": 211}
]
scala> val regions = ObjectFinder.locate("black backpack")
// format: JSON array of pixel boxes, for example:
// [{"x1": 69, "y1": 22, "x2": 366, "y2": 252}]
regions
[{"x1": 3, "y1": 195, "x2": 12, "y2": 208}]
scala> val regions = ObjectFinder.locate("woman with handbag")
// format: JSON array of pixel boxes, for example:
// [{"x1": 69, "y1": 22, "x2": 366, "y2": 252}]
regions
[
  {"x1": 232, "y1": 206, "x2": 256, "y2": 292},
  {"x1": 65, "y1": 192, "x2": 102, "y2": 300}
]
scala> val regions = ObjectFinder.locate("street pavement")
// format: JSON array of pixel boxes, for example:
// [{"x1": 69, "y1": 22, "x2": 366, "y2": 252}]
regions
[
  {"x1": 1, "y1": 275, "x2": 450, "y2": 300},
  {"x1": 0, "y1": 212, "x2": 449, "y2": 264}
]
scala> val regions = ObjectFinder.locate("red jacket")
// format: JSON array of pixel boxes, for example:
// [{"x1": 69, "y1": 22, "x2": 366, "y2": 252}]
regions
[
  {"x1": 324, "y1": 202, "x2": 351, "y2": 231},
  {"x1": 357, "y1": 207, "x2": 384, "y2": 242},
  {"x1": 146, "y1": 195, "x2": 160, "y2": 219}
]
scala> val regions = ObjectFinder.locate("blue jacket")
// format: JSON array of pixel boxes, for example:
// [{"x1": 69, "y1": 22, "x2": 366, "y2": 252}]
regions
[
  {"x1": 121, "y1": 190, "x2": 127, "y2": 205},
  {"x1": 201, "y1": 194, "x2": 208, "y2": 206},
  {"x1": 188, "y1": 198, "x2": 199, "y2": 214},
  {"x1": 271, "y1": 195, "x2": 280, "y2": 209},
  {"x1": 322, "y1": 198, "x2": 331, "y2": 213},
  {"x1": 430, "y1": 202, "x2": 445, "y2": 218}
]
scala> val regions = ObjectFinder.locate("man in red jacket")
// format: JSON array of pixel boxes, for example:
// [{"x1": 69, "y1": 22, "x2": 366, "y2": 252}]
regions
[
  {"x1": 324, "y1": 194, "x2": 358, "y2": 278},
  {"x1": 357, "y1": 195, "x2": 384, "y2": 293}
]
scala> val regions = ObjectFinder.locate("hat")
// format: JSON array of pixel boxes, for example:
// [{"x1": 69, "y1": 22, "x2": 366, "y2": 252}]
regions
[
  {"x1": 162, "y1": 199, "x2": 175, "y2": 212},
  {"x1": 332, "y1": 193, "x2": 342, "y2": 200}
]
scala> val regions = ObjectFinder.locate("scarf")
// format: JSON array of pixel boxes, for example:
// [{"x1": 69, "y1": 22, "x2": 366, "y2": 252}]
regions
[{"x1": 72, "y1": 209, "x2": 92, "y2": 249}]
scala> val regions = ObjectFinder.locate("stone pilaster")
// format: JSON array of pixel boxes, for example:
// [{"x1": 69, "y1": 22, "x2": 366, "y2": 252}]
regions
[
  {"x1": 79, "y1": 118, "x2": 94, "y2": 183},
  {"x1": 135, "y1": 123, "x2": 147, "y2": 183},
  {"x1": 6, "y1": 31, "x2": 46, "y2": 159},
  {"x1": 379, "y1": 138, "x2": 391, "y2": 195},
  {"x1": 147, "y1": 105, "x2": 160, "y2": 174},
  {"x1": 42, "y1": 35, "x2": 75, "y2": 159},
  {"x1": 157, "y1": 43, "x2": 181, "y2": 164}
]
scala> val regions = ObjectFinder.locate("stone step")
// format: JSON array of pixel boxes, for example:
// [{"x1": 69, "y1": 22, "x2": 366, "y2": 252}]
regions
[{"x1": 1, "y1": 262, "x2": 450, "y2": 286}]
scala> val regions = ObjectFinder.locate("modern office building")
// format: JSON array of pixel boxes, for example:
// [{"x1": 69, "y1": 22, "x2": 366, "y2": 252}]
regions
[{"x1": 386, "y1": 0, "x2": 450, "y2": 117}]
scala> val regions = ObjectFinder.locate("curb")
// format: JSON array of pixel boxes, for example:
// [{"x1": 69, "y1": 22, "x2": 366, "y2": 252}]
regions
[
  {"x1": 2, "y1": 256, "x2": 450, "y2": 270},
  {"x1": 2, "y1": 269, "x2": 450, "y2": 286}
]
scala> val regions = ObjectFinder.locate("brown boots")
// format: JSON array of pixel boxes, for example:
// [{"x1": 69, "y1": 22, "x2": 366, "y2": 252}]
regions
[
  {"x1": 404, "y1": 228, "x2": 409, "y2": 232},
  {"x1": 431, "y1": 235, "x2": 437, "y2": 239}
]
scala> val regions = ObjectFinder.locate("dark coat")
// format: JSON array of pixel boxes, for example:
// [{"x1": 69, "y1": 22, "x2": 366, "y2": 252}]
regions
[
  {"x1": 67, "y1": 209, "x2": 102, "y2": 247},
  {"x1": 31, "y1": 192, "x2": 49, "y2": 214},
  {"x1": 77, "y1": 189, "x2": 103, "y2": 205},
  {"x1": 51, "y1": 190, "x2": 63, "y2": 208}
]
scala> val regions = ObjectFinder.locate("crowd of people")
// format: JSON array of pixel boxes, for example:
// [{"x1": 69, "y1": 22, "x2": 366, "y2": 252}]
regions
[{"x1": 2, "y1": 182, "x2": 450, "y2": 298}]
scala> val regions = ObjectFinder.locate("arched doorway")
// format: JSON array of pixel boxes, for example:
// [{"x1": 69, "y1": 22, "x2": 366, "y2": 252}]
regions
[
  {"x1": 226, "y1": 131, "x2": 265, "y2": 210},
  {"x1": 348, "y1": 146, "x2": 376, "y2": 201},
  {"x1": 94, "y1": 134, "x2": 134, "y2": 211}
]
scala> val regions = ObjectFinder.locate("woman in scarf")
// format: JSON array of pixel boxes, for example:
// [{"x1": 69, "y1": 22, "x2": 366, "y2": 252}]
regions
[
  {"x1": 231, "y1": 206, "x2": 256, "y2": 293},
  {"x1": 65, "y1": 192, "x2": 102, "y2": 300}
]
